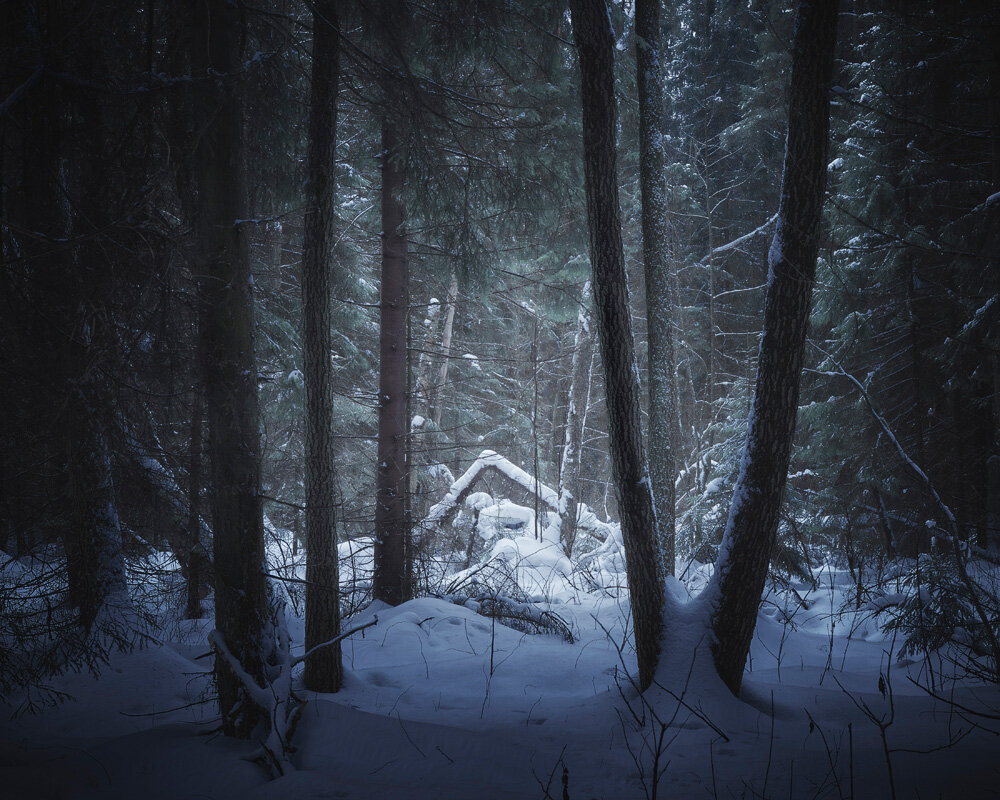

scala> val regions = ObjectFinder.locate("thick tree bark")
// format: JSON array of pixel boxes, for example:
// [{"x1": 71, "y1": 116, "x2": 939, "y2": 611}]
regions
[
  {"x1": 570, "y1": 0, "x2": 664, "y2": 691},
  {"x1": 558, "y1": 281, "x2": 595, "y2": 558},
  {"x1": 636, "y1": 0, "x2": 677, "y2": 577},
  {"x1": 372, "y1": 117, "x2": 409, "y2": 606},
  {"x1": 707, "y1": 0, "x2": 838, "y2": 696},
  {"x1": 301, "y1": 0, "x2": 343, "y2": 692},
  {"x1": 193, "y1": 0, "x2": 268, "y2": 738}
]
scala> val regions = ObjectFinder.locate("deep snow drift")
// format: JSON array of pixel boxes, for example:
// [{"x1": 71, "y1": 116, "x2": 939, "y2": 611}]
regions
[{"x1": 3, "y1": 524, "x2": 1000, "y2": 799}]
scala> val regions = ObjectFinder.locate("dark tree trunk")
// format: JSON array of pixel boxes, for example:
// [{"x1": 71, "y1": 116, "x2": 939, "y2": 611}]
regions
[
  {"x1": 570, "y1": 0, "x2": 664, "y2": 691},
  {"x1": 301, "y1": 0, "x2": 343, "y2": 693},
  {"x1": 21, "y1": 6, "x2": 129, "y2": 635},
  {"x1": 707, "y1": 0, "x2": 838, "y2": 696},
  {"x1": 372, "y1": 118, "x2": 409, "y2": 606},
  {"x1": 193, "y1": 0, "x2": 268, "y2": 738},
  {"x1": 61, "y1": 143, "x2": 128, "y2": 632},
  {"x1": 636, "y1": 0, "x2": 677, "y2": 577},
  {"x1": 71, "y1": 113, "x2": 129, "y2": 636},
  {"x1": 558, "y1": 281, "x2": 595, "y2": 558},
  {"x1": 871, "y1": 485, "x2": 898, "y2": 559},
  {"x1": 185, "y1": 391, "x2": 207, "y2": 620},
  {"x1": 985, "y1": 42, "x2": 1000, "y2": 552},
  {"x1": 64, "y1": 418, "x2": 127, "y2": 634}
]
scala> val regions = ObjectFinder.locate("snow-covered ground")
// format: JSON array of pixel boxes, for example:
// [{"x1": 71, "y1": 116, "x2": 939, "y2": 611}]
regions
[{"x1": 3, "y1": 547, "x2": 999, "y2": 800}]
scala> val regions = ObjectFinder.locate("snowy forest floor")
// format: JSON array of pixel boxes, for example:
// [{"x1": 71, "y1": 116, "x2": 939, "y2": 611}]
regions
[{"x1": 2, "y1": 562, "x2": 999, "y2": 800}]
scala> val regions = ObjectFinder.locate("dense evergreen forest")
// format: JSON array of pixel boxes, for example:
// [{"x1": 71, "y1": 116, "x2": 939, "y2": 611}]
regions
[{"x1": 1, "y1": 1, "x2": 999, "y2": 798}]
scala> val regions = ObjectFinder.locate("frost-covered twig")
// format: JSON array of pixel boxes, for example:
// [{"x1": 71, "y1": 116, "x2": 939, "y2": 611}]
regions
[
  {"x1": 694, "y1": 212, "x2": 778, "y2": 266},
  {"x1": 209, "y1": 621, "x2": 295, "y2": 777}
]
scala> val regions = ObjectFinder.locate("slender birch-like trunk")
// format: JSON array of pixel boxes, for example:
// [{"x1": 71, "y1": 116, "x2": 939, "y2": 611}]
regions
[{"x1": 558, "y1": 281, "x2": 596, "y2": 558}]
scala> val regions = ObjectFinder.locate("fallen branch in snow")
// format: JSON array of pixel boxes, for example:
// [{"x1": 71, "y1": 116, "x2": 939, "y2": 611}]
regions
[
  {"x1": 209, "y1": 613, "x2": 298, "y2": 777},
  {"x1": 436, "y1": 593, "x2": 574, "y2": 643},
  {"x1": 209, "y1": 608, "x2": 379, "y2": 778}
]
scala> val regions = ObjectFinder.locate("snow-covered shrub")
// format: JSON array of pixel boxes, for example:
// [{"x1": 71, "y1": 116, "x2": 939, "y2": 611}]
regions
[
  {"x1": 0, "y1": 548, "x2": 150, "y2": 713},
  {"x1": 880, "y1": 550, "x2": 1000, "y2": 682}
]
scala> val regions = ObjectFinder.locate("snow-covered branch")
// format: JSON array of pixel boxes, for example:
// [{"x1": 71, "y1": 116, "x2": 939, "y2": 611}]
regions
[
  {"x1": 423, "y1": 450, "x2": 560, "y2": 527},
  {"x1": 291, "y1": 617, "x2": 378, "y2": 667},
  {"x1": 695, "y1": 213, "x2": 778, "y2": 266}
]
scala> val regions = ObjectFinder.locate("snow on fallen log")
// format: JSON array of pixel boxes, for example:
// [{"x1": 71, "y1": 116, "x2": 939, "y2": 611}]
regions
[
  {"x1": 423, "y1": 450, "x2": 560, "y2": 527},
  {"x1": 420, "y1": 450, "x2": 612, "y2": 541}
]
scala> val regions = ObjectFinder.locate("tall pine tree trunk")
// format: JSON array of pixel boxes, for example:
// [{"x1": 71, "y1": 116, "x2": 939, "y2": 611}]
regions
[
  {"x1": 984, "y1": 39, "x2": 1000, "y2": 551},
  {"x1": 65, "y1": 111, "x2": 128, "y2": 630},
  {"x1": 23, "y1": 5, "x2": 129, "y2": 634},
  {"x1": 636, "y1": 0, "x2": 677, "y2": 577},
  {"x1": 707, "y1": 0, "x2": 838, "y2": 696},
  {"x1": 301, "y1": 0, "x2": 343, "y2": 692},
  {"x1": 372, "y1": 117, "x2": 409, "y2": 606},
  {"x1": 570, "y1": 0, "x2": 664, "y2": 691},
  {"x1": 193, "y1": 0, "x2": 268, "y2": 738}
]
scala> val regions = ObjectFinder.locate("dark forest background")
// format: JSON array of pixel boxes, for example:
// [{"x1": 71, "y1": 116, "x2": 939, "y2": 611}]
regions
[{"x1": 1, "y1": 0, "x2": 998, "y2": 729}]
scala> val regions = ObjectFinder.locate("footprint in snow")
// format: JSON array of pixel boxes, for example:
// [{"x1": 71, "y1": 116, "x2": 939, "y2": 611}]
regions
[{"x1": 363, "y1": 670, "x2": 397, "y2": 688}]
